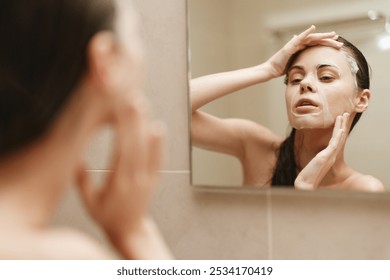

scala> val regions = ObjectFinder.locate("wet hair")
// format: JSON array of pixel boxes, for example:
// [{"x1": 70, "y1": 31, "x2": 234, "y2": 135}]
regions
[
  {"x1": 0, "y1": 0, "x2": 116, "y2": 157},
  {"x1": 271, "y1": 36, "x2": 370, "y2": 186}
]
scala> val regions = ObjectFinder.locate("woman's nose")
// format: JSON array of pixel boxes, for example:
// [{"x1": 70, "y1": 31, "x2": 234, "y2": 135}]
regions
[{"x1": 300, "y1": 77, "x2": 317, "y2": 94}]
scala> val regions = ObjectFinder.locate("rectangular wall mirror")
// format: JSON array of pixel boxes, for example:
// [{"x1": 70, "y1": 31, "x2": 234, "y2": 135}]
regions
[{"x1": 189, "y1": 0, "x2": 390, "y2": 191}]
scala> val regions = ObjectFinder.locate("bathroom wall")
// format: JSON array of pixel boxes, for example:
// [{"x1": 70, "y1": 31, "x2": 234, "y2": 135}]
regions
[
  {"x1": 53, "y1": 0, "x2": 390, "y2": 259},
  {"x1": 189, "y1": 0, "x2": 243, "y2": 186}
]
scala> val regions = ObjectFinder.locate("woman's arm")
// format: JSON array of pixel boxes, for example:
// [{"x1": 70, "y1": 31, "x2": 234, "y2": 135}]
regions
[
  {"x1": 191, "y1": 26, "x2": 343, "y2": 112},
  {"x1": 191, "y1": 62, "x2": 280, "y2": 159},
  {"x1": 191, "y1": 64, "x2": 276, "y2": 112},
  {"x1": 191, "y1": 26, "x2": 343, "y2": 158}
]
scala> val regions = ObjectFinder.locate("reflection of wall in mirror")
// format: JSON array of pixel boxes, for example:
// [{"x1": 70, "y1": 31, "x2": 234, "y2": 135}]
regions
[{"x1": 190, "y1": 0, "x2": 390, "y2": 189}]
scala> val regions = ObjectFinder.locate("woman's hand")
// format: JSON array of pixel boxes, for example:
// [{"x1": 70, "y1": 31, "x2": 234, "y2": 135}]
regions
[
  {"x1": 294, "y1": 113, "x2": 349, "y2": 190},
  {"x1": 77, "y1": 97, "x2": 172, "y2": 259},
  {"x1": 265, "y1": 25, "x2": 343, "y2": 78}
]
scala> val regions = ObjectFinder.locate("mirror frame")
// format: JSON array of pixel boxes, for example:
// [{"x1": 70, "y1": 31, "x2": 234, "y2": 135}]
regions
[{"x1": 187, "y1": 0, "x2": 390, "y2": 195}]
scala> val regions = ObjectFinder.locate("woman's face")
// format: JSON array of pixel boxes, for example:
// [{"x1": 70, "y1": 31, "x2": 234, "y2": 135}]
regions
[{"x1": 285, "y1": 46, "x2": 358, "y2": 130}]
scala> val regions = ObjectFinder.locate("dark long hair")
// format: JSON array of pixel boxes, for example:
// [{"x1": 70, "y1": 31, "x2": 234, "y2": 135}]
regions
[
  {"x1": 0, "y1": 0, "x2": 115, "y2": 157},
  {"x1": 271, "y1": 36, "x2": 370, "y2": 186}
]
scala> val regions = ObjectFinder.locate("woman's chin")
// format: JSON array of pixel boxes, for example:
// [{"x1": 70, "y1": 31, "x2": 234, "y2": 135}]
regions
[{"x1": 290, "y1": 119, "x2": 334, "y2": 130}]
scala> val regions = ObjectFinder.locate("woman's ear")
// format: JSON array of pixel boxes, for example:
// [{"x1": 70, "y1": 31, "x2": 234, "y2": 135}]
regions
[
  {"x1": 355, "y1": 89, "x2": 371, "y2": 113},
  {"x1": 86, "y1": 31, "x2": 121, "y2": 94}
]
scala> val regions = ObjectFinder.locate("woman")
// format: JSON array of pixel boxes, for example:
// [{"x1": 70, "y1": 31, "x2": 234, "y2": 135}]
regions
[
  {"x1": 0, "y1": 0, "x2": 172, "y2": 259},
  {"x1": 191, "y1": 26, "x2": 385, "y2": 192}
]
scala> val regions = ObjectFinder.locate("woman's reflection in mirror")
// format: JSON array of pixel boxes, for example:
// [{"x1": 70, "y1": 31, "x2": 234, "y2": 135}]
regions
[{"x1": 191, "y1": 25, "x2": 385, "y2": 192}]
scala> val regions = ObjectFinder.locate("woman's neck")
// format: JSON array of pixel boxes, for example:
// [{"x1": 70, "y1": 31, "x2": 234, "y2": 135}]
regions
[{"x1": 294, "y1": 128, "x2": 348, "y2": 186}]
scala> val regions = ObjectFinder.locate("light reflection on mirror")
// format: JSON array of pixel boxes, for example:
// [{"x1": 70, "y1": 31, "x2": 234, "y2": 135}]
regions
[{"x1": 189, "y1": 0, "x2": 390, "y2": 190}]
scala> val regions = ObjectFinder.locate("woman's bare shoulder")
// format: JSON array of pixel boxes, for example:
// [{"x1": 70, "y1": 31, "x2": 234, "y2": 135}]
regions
[
  {"x1": 40, "y1": 228, "x2": 116, "y2": 259},
  {"x1": 0, "y1": 227, "x2": 115, "y2": 260},
  {"x1": 346, "y1": 173, "x2": 386, "y2": 193}
]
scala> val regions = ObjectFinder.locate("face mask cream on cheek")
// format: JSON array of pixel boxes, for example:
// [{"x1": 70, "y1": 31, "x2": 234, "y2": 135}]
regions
[
  {"x1": 287, "y1": 80, "x2": 358, "y2": 129},
  {"x1": 288, "y1": 91, "x2": 324, "y2": 129},
  {"x1": 319, "y1": 92, "x2": 358, "y2": 130},
  {"x1": 317, "y1": 92, "x2": 333, "y2": 128},
  {"x1": 290, "y1": 94, "x2": 356, "y2": 130}
]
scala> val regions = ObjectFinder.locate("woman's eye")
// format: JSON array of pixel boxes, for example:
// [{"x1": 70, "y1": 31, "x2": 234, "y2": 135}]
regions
[
  {"x1": 291, "y1": 79, "x2": 301, "y2": 84},
  {"x1": 319, "y1": 76, "x2": 334, "y2": 82},
  {"x1": 289, "y1": 77, "x2": 303, "y2": 85}
]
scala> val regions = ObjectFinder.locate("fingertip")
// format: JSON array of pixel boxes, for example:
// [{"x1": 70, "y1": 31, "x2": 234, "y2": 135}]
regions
[
  {"x1": 336, "y1": 128, "x2": 345, "y2": 139},
  {"x1": 147, "y1": 121, "x2": 166, "y2": 173},
  {"x1": 333, "y1": 115, "x2": 342, "y2": 130},
  {"x1": 150, "y1": 121, "x2": 167, "y2": 152},
  {"x1": 75, "y1": 166, "x2": 91, "y2": 199},
  {"x1": 301, "y1": 25, "x2": 316, "y2": 36},
  {"x1": 151, "y1": 121, "x2": 167, "y2": 140}
]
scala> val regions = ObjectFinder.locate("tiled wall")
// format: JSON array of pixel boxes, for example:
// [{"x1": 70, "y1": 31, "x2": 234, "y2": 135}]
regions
[{"x1": 53, "y1": 0, "x2": 390, "y2": 260}]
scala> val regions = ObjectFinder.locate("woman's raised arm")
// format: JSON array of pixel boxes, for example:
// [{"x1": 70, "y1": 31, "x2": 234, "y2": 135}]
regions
[
  {"x1": 191, "y1": 25, "x2": 343, "y2": 112},
  {"x1": 191, "y1": 26, "x2": 343, "y2": 159},
  {"x1": 191, "y1": 64, "x2": 276, "y2": 112}
]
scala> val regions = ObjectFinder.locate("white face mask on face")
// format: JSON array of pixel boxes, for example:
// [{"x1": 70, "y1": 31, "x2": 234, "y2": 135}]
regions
[{"x1": 285, "y1": 46, "x2": 359, "y2": 130}]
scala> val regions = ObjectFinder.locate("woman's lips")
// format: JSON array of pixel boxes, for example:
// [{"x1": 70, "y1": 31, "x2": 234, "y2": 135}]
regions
[{"x1": 294, "y1": 98, "x2": 320, "y2": 114}]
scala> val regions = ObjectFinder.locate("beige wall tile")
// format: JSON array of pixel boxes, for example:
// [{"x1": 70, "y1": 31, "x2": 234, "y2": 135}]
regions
[
  {"x1": 271, "y1": 191, "x2": 390, "y2": 259},
  {"x1": 153, "y1": 173, "x2": 270, "y2": 260},
  {"x1": 135, "y1": 0, "x2": 190, "y2": 172}
]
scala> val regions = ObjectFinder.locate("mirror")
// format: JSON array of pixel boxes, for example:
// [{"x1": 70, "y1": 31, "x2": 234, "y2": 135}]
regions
[{"x1": 189, "y1": 0, "x2": 390, "y2": 190}]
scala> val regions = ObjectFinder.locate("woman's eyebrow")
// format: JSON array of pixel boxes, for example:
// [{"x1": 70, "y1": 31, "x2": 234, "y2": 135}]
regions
[
  {"x1": 287, "y1": 64, "x2": 340, "y2": 74},
  {"x1": 287, "y1": 65, "x2": 304, "y2": 73},
  {"x1": 287, "y1": 63, "x2": 340, "y2": 72},
  {"x1": 317, "y1": 64, "x2": 340, "y2": 70}
]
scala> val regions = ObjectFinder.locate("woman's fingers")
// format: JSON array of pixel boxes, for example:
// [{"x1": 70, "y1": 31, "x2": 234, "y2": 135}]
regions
[
  {"x1": 76, "y1": 163, "x2": 98, "y2": 214},
  {"x1": 309, "y1": 38, "x2": 343, "y2": 49},
  {"x1": 325, "y1": 113, "x2": 349, "y2": 156},
  {"x1": 146, "y1": 121, "x2": 165, "y2": 176},
  {"x1": 341, "y1": 112, "x2": 349, "y2": 131},
  {"x1": 327, "y1": 127, "x2": 344, "y2": 152},
  {"x1": 296, "y1": 25, "x2": 316, "y2": 39},
  {"x1": 292, "y1": 26, "x2": 343, "y2": 50},
  {"x1": 110, "y1": 97, "x2": 151, "y2": 182},
  {"x1": 105, "y1": 95, "x2": 164, "y2": 206},
  {"x1": 295, "y1": 113, "x2": 350, "y2": 190},
  {"x1": 296, "y1": 25, "x2": 338, "y2": 42},
  {"x1": 339, "y1": 112, "x2": 350, "y2": 147},
  {"x1": 332, "y1": 114, "x2": 342, "y2": 136},
  {"x1": 304, "y1": 32, "x2": 337, "y2": 41},
  {"x1": 268, "y1": 26, "x2": 341, "y2": 77}
]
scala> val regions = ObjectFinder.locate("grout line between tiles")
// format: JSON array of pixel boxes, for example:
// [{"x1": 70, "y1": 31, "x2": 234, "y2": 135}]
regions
[
  {"x1": 159, "y1": 170, "x2": 191, "y2": 174},
  {"x1": 86, "y1": 170, "x2": 190, "y2": 174},
  {"x1": 266, "y1": 190, "x2": 273, "y2": 260}
]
